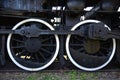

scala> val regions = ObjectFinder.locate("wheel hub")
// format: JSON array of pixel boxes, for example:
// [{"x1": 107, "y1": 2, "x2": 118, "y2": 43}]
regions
[{"x1": 25, "y1": 38, "x2": 41, "y2": 53}]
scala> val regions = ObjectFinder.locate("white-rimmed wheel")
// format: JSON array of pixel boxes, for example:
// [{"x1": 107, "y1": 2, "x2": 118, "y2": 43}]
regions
[
  {"x1": 7, "y1": 19, "x2": 60, "y2": 71},
  {"x1": 66, "y1": 20, "x2": 116, "y2": 71}
]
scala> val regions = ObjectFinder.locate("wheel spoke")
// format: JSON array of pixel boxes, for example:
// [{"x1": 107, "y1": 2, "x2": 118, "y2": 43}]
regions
[
  {"x1": 35, "y1": 54, "x2": 41, "y2": 62},
  {"x1": 70, "y1": 48, "x2": 81, "y2": 54},
  {"x1": 20, "y1": 50, "x2": 27, "y2": 54},
  {"x1": 73, "y1": 36, "x2": 83, "y2": 42},
  {"x1": 12, "y1": 45, "x2": 25, "y2": 49},
  {"x1": 12, "y1": 38, "x2": 24, "y2": 43},
  {"x1": 101, "y1": 47, "x2": 108, "y2": 50},
  {"x1": 41, "y1": 36, "x2": 54, "y2": 43},
  {"x1": 16, "y1": 50, "x2": 27, "y2": 56},
  {"x1": 38, "y1": 51, "x2": 47, "y2": 60},
  {"x1": 101, "y1": 41, "x2": 111, "y2": 46},
  {"x1": 41, "y1": 44, "x2": 56, "y2": 47},
  {"x1": 40, "y1": 48, "x2": 52, "y2": 54},
  {"x1": 70, "y1": 44, "x2": 83, "y2": 46},
  {"x1": 98, "y1": 51, "x2": 105, "y2": 56},
  {"x1": 77, "y1": 47, "x2": 84, "y2": 52}
]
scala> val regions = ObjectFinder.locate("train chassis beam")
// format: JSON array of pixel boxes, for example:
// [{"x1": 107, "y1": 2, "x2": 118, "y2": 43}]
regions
[{"x1": 0, "y1": 21, "x2": 120, "y2": 41}]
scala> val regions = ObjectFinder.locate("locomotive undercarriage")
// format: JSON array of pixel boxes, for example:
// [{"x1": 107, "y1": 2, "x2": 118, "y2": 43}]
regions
[{"x1": 0, "y1": 0, "x2": 120, "y2": 71}]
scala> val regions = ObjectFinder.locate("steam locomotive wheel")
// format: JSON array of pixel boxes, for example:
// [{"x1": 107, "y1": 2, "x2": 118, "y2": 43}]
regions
[
  {"x1": 7, "y1": 19, "x2": 60, "y2": 71},
  {"x1": 66, "y1": 20, "x2": 116, "y2": 71}
]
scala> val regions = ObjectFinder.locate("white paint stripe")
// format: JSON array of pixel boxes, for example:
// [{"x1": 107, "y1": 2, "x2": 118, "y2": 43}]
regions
[{"x1": 84, "y1": 7, "x2": 93, "y2": 11}]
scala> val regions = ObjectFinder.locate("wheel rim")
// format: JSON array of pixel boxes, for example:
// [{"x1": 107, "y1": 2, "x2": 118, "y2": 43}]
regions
[
  {"x1": 7, "y1": 19, "x2": 60, "y2": 71},
  {"x1": 66, "y1": 20, "x2": 116, "y2": 71}
]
